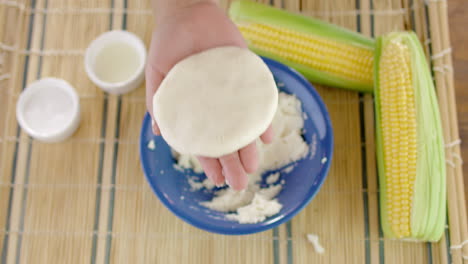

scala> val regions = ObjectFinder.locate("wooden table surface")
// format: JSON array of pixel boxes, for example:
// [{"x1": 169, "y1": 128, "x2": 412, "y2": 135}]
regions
[{"x1": 449, "y1": 0, "x2": 468, "y2": 206}]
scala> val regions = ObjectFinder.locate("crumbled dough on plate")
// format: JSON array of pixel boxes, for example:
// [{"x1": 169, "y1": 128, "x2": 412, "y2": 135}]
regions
[{"x1": 176, "y1": 92, "x2": 308, "y2": 224}]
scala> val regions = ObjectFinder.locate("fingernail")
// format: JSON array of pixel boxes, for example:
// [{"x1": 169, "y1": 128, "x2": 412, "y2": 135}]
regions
[
  {"x1": 215, "y1": 180, "x2": 226, "y2": 187},
  {"x1": 215, "y1": 181, "x2": 226, "y2": 188},
  {"x1": 151, "y1": 119, "x2": 158, "y2": 135},
  {"x1": 213, "y1": 175, "x2": 225, "y2": 187},
  {"x1": 205, "y1": 171, "x2": 222, "y2": 187}
]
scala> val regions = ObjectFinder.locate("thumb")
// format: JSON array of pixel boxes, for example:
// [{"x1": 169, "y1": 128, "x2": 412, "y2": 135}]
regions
[{"x1": 145, "y1": 61, "x2": 164, "y2": 135}]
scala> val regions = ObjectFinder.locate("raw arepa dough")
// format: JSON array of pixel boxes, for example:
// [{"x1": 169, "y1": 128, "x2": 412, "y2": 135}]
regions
[{"x1": 153, "y1": 46, "x2": 278, "y2": 157}]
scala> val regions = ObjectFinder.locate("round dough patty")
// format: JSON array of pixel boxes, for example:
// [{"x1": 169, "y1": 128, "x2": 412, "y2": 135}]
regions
[{"x1": 153, "y1": 46, "x2": 278, "y2": 157}]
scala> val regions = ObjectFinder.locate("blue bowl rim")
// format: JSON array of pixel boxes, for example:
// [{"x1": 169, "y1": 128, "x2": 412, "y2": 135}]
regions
[{"x1": 139, "y1": 57, "x2": 334, "y2": 235}]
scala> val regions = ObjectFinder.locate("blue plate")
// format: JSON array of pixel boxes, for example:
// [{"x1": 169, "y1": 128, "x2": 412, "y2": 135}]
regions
[{"x1": 139, "y1": 58, "x2": 333, "y2": 235}]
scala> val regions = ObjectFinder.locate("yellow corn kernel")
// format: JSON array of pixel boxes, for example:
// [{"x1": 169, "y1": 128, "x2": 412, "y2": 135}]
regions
[
  {"x1": 238, "y1": 22, "x2": 374, "y2": 86},
  {"x1": 378, "y1": 40, "x2": 417, "y2": 239}
]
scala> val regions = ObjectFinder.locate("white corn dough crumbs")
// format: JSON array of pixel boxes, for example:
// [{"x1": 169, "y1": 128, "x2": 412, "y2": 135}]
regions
[
  {"x1": 282, "y1": 164, "x2": 295, "y2": 174},
  {"x1": 266, "y1": 172, "x2": 280, "y2": 184},
  {"x1": 201, "y1": 188, "x2": 256, "y2": 212},
  {"x1": 174, "y1": 152, "x2": 203, "y2": 173},
  {"x1": 173, "y1": 164, "x2": 184, "y2": 172},
  {"x1": 187, "y1": 177, "x2": 205, "y2": 191},
  {"x1": 258, "y1": 184, "x2": 283, "y2": 200},
  {"x1": 176, "y1": 92, "x2": 308, "y2": 223},
  {"x1": 258, "y1": 93, "x2": 309, "y2": 172},
  {"x1": 187, "y1": 177, "x2": 216, "y2": 191},
  {"x1": 226, "y1": 194, "x2": 282, "y2": 224},
  {"x1": 147, "y1": 139, "x2": 156, "y2": 150},
  {"x1": 202, "y1": 178, "x2": 216, "y2": 190},
  {"x1": 306, "y1": 234, "x2": 325, "y2": 254},
  {"x1": 309, "y1": 134, "x2": 318, "y2": 159}
]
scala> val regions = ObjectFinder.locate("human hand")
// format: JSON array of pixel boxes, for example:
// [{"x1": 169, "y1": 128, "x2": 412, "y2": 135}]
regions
[{"x1": 146, "y1": 0, "x2": 273, "y2": 191}]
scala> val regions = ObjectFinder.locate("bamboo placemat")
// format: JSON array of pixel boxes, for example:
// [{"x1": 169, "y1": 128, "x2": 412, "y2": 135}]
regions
[{"x1": 0, "y1": 0, "x2": 466, "y2": 263}]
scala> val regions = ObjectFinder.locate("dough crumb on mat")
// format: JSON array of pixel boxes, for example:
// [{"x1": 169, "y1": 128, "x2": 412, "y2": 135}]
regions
[{"x1": 307, "y1": 234, "x2": 325, "y2": 254}]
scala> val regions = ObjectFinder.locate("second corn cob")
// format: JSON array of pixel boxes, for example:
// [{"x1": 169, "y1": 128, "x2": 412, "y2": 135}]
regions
[
  {"x1": 229, "y1": 1, "x2": 447, "y2": 242},
  {"x1": 375, "y1": 32, "x2": 446, "y2": 241},
  {"x1": 229, "y1": 0, "x2": 375, "y2": 92}
]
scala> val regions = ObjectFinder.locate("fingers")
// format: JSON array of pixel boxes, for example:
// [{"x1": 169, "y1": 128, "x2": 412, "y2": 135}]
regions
[
  {"x1": 219, "y1": 152, "x2": 248, "y2": 191},
  {"x1": 199, "y1": 146, "x2": 255, "y2": 190},
  {"x1": 260, "y1": 125, "x2": 274, "y2": 144},
  {"x1": 239, "y1": 142, "x2": 258, "y2": 174},
  {"x1": 197, "y1": 156, "x2": 225, "y2": 186}
]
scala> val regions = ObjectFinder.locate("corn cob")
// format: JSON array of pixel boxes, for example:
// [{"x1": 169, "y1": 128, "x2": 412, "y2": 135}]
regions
[
  {"x1": 229, "y1": 0, "x2": 375, "y2": 92},
  {"x1": 375, "y1": 32, "x2": 446, "y2": 241}
]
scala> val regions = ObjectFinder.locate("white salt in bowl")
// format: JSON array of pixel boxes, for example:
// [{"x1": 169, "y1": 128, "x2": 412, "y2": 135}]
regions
[
  {"x1": 16, "y1": 78, "x2": 80, "y2": 142},
  {"x1": 85, "y1": 30, "x2": 146, "y2": 94}
]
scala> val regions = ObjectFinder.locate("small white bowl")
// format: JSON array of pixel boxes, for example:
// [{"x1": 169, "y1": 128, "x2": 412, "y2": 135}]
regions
[
  {"x1": 16, "y1": 78, "x2": 81, "y2": 142},
  {"x1": 85, "y1": 30, "x2": 146, "y2": 94}
]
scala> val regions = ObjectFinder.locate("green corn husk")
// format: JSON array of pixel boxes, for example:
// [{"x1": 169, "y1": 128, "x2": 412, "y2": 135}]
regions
[
  {"x1": 229, "y1": 0, "x2": 375, "y2": 92},
  {"x1": 374, "y1": 31, "x2": 446, "y2": 241}
]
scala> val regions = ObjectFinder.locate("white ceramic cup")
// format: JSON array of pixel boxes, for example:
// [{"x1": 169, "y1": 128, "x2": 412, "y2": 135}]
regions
[
  {"x1": 16, "y1": 78, "x2": 81, "y2": 142},
  {"x1": 85, "y1": 30, "x2": 147, "y2": 94}
]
